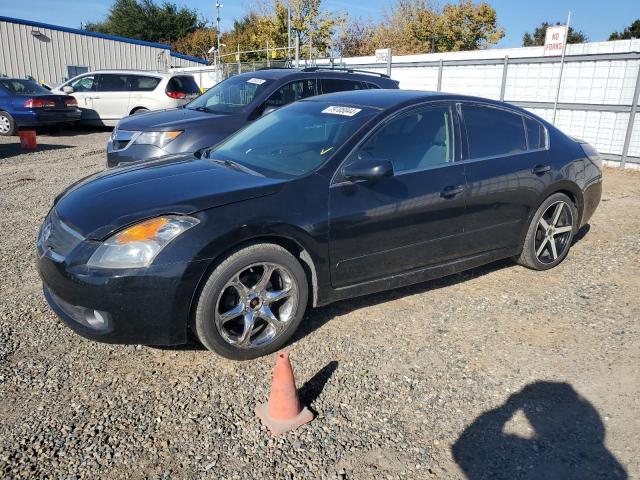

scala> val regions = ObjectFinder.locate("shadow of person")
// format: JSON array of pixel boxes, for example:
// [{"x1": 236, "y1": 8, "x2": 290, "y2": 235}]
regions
[{"x1": 452, "y1": 381, "x2": 627, "y2": 480}]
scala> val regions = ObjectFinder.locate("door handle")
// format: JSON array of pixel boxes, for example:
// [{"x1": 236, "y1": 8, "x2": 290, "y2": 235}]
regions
[
  {"x1": 440, "y1": 185, "x2": 465, "y2": 198},
  {"x1": 532, "y1": 164, "x2": 551, "y2": 175}
]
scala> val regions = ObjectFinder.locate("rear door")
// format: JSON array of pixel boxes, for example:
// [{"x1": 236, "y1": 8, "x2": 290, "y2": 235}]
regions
[
  {"x1": 328, "y1": 103, "x2": 467, "y2": 287},
  {"x1": 459, "y1": 103, "x2": 550, "y2": 255},
  {"x1": 92, "y1": 74, "x2": 132, "y2": 122}
]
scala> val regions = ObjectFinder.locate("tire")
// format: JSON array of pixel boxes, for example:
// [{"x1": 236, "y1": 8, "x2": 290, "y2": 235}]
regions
[
  {"x1": 194, "y1": 243, "x2": 309, "y2": 360},
  {"x1": 0, "y1": 111, "x2": 16, "y2": 136},
  {"x1": 131, "y1": 108, "x2": 149, "y2": 115},
  {"x1": 516, "y1": 192, "x2": 577, "y2": 270}
]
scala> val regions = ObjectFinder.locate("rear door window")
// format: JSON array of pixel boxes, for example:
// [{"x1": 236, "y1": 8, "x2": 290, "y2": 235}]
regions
[
  {"x1": 320, "y1": 78, "x2": 364, "y2": 94},
  {"x1": 96, "y1": 74, "x2": 130, "y2": 92},
  {"x1": 129, "y1": 76, "x2": 161, "y2": 91},
  {"x1": 462, "y1": 105, "x2": 527, "y2": 159},
  {"x1": 265, "y1": 80, "x2": 318, "y2": 108},
  {"x1": 167, "y1": 76, "x2": 200, "y2": 94}
]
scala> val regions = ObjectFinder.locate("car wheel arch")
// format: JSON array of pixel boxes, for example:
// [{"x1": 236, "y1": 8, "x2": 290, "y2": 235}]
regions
[
  {"x1": 518, "y1": 181, "x2": 584, "y2": 247},
  {"x1": 187, "y1": 234, "x2": 320, "y2": 335},
  {"x1": 129, "y1": 106, "x2": 150, "y2": 115}
]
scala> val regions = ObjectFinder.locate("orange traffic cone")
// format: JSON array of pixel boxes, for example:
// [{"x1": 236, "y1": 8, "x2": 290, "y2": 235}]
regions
[
  {"x1": 19, "y1": 130, "x2": 37, "y2": 150},
  {"x1": 255, "y1": 352, "x2": 314, "y2": 435}
]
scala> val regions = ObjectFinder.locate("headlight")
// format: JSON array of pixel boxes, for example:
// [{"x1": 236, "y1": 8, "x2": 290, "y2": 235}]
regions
[
  {"x1": 87, "y1": 216, "x2": 198, "y2": 269},
  {"x1": 133, "y1": 131, "x2": 183, "y2": 149}
]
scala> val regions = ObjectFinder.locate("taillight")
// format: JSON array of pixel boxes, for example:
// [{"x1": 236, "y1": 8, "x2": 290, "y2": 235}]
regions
[
  {"x1": 64, "y1": 97, "x2": 78, "y2": 108},
  {"x1": 24, "y1": 98, "x2": 56, "y2": 108},
  {"x1": 166, "y1": 91, "x2": 186, "y2": 99}
]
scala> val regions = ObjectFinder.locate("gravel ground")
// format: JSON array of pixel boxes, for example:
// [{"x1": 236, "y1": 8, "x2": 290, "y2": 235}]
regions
[{"x1": 1, "y1": 129, "x2": 639, "y2": 479}]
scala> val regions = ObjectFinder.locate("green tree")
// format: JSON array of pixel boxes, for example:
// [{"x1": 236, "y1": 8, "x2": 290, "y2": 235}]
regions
[
  {"x1": 609, "y1": 19, "x2": 640, "y2": 40},
  {"x1": 436, "y1": 0, "x2": 505, "y2": 51},
  {"x1": 334, "y1": 17, "x2": 377, "y2": 57},
  {"x1": 522, "y1": 22, "x2": 587, "y2": 47},
  {"x1": 86, "y1": 0, "x2": 205, "y2": 44},
  {"x1": 289, "y1": 0, "x2": 344, "y2": 58}
]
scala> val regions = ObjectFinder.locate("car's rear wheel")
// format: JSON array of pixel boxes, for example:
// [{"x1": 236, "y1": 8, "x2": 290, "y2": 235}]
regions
[
  {"x1": 517, "y1": 193, "x2": 577, "y2": 270},
  {"x1": 131, "y1": 107, "x2": 149, "y2": 115},
  {"x1": 194, "y1": 243, "x2": 308, "y2": 360},
  {"x1": 0, "y1": 111, "x2": 16, "y2": 136}
]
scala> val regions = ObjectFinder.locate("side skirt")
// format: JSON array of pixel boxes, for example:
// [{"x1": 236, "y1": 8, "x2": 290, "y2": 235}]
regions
[{"x1": 317, "y1": 247, "x2": 519, "y2": 306}]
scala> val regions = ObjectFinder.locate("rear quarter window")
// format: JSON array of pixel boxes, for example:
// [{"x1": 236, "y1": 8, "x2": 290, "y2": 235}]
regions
[
  {"x1": 130, "y1": 76, "x2": 161, "y2": 91},
  {"x1": 525, "y1": 117, "x2": 547, "y2": 150},
  {"x1": 167, "y1": 76, "x2": 200, "y2": 94}
]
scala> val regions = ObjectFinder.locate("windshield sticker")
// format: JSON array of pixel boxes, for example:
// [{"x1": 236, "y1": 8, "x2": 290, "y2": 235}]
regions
[
  {"x1": 247, "y1": 78, "x2": 266, "y2": 85},
  {"x1": 320, "y1": 147, "x2": 334, "y2": 155},
  {"x1": 321, "y1": 106, "x2": 362, "y2": 117}
]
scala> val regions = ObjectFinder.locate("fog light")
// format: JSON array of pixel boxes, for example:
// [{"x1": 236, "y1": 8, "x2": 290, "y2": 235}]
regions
[
  {"x1": 86, "y1": 310, "x2": 108, "y2": 330},
  {"x1": 48, "y1": 289, "x2": 111, "y2": 332}
]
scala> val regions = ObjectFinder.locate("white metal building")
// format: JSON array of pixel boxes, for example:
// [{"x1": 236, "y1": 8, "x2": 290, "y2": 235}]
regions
[{"x1": 0, "y1": 16, "x2": 207, "y2": 87}]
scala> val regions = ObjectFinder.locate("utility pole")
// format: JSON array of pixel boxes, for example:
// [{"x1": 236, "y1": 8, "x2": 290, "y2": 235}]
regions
[
  {"x1": 552, "y1": 11, "x2": 571, "y2": 125},
  {"x1": 287, "y1": 1, "x2": 291, "y2": 59},
  {"x1": 216, "y1": 2, "x2": 223, "y2": 56}
]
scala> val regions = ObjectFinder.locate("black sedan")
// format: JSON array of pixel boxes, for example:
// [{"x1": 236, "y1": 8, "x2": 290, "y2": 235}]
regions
[{"x1": 37, "y1": 90, "x2": 602, "y2": 360}]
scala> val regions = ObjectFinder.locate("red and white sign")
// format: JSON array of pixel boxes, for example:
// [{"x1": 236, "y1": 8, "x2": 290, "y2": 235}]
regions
[{"x1": 544, "y1": 25, "x2": 568, "y2": 56}]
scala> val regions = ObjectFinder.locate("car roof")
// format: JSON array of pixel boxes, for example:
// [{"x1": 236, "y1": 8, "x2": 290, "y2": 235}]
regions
[
  {"x1": 78, "y1": 70, "x2": 186, "y2": 78},
  {"x1": 302, "y1": 89, "x2": 531, "y2": 112},
  {"x1": 232, "y1": 68, "x2": 392, "y2": 82}
]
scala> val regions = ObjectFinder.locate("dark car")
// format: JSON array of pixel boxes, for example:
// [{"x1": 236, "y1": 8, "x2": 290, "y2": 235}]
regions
[
  {"x1": 106, "y1": 68, "x2": 399, "y2": 167},
  {"x1": 38, "y1": 90, "x2": 602, "y2": 360},
  {"x1": 0, "y1": 78, "x2": 81, "y2": 136}
]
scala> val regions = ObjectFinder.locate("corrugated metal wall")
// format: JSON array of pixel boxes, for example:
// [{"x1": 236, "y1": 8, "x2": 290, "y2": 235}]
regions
[
  {"x1": 316, "y1": 40, "x2": 640, "y2": 165},
  {"x1": 0, "y1": 19, "x2": 203, "y2": 87}
]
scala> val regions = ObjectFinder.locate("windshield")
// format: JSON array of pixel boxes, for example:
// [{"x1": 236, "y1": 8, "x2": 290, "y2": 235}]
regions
[
  {"x1": 187, "y1": 75, "x2": 273, "y2": 114},
  {"x1": 209, "y1": 101, "x2": 377, "y2": 178},
  {"x1": 0, "y1": 79, "x2": 50, "y2": 95}
]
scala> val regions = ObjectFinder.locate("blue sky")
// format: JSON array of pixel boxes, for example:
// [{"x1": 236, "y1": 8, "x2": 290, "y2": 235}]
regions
[{"x1": 1, "y1": 0, "x2": 637, "y2": 48}]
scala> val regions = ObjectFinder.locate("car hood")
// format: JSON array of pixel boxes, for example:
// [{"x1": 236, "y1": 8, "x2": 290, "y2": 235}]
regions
[
  {"x1": 116, "y1": 107, "x2": 240, "y2": 131},
  {"x1": 54, "y1": 155, "x2": 284, "y2": 240}
]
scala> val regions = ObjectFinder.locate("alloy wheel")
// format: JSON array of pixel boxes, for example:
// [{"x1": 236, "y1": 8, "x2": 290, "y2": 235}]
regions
[
  {"x1": 0, "y1": 115, "x2": 10, "y2": 134},
  {"x1": 214, "y1": 262, "x2": 299, "y2": 348},
  {"x1": 534, "y1": 201, "x2": 574, "y2": 264}
]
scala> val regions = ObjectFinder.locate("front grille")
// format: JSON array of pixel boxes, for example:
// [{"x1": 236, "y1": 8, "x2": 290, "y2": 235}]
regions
[
  {"x1": 38, "y1": 210, "x2": 84, "y2": 260},
  {"x1": 110, "y1": 129, "x2": 139, "y2": 151}
]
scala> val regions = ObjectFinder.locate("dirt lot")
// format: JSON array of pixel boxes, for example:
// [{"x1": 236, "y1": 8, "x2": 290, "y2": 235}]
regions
[{"x1": 1, "y1": 129, "x2": 639, "y2": 479}]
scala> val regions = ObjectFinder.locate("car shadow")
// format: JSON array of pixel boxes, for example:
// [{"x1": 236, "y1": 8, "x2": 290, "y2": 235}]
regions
[
  {"x1": 0, "y1": 143, "x2": 73, "y2": 160},
  {"x1": 451, "y1": 381, "x2": 627, "y2": 479}
]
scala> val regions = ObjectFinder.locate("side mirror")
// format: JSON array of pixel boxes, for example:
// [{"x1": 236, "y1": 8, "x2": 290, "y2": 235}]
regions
[
  {"x1": 63, "y1": 86, "x2": 74, "y2": 94},
  {"x1": 342, "y1": 157, "x2": 394, "y2": 181}
]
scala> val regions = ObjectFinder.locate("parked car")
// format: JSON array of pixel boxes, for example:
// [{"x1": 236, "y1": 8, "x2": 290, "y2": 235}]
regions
[
  {"x1": 50, "y1": 71, "x2": 200, "y2": 127},
  {"x1": 0, "y1": 78, "x2": 81, "y2": 136},
  {"x1": 37, "y1": 90, "x2": 602, "y2": 360},
  {"x1": 106, "y1": 67, "x2": 399, "y2": 167}
]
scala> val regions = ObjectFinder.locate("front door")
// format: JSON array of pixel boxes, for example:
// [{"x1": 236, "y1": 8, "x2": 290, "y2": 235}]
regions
[
  {"x1": 67, "y1": 74, "x2": 99, "y2": 122},
  {"x1": 92, "y1": 74, "x2": 132, "y2": 123},
  {"x1": 329, "y1": 103, "x2": 467, "y2": 287}
]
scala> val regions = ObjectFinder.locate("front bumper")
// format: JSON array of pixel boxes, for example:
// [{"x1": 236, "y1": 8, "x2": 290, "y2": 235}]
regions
[
  {"x1": 107, "y1": 139, "x2": 168, "y2": 168},
  {"x1": 38, "y1": 252, "x2": 207, "y2": 346}
]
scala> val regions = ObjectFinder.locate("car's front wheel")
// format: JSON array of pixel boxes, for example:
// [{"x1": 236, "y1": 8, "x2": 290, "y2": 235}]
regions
[
  {"x1": 194, "y1": 243, "x2": 308, "y2": 360},
  {"x1": 0, "y1": 111, "x2": 16, "y2": 136},
  {"x1": 517, "y1": 192, "x2": 577, "y2": 270}
]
